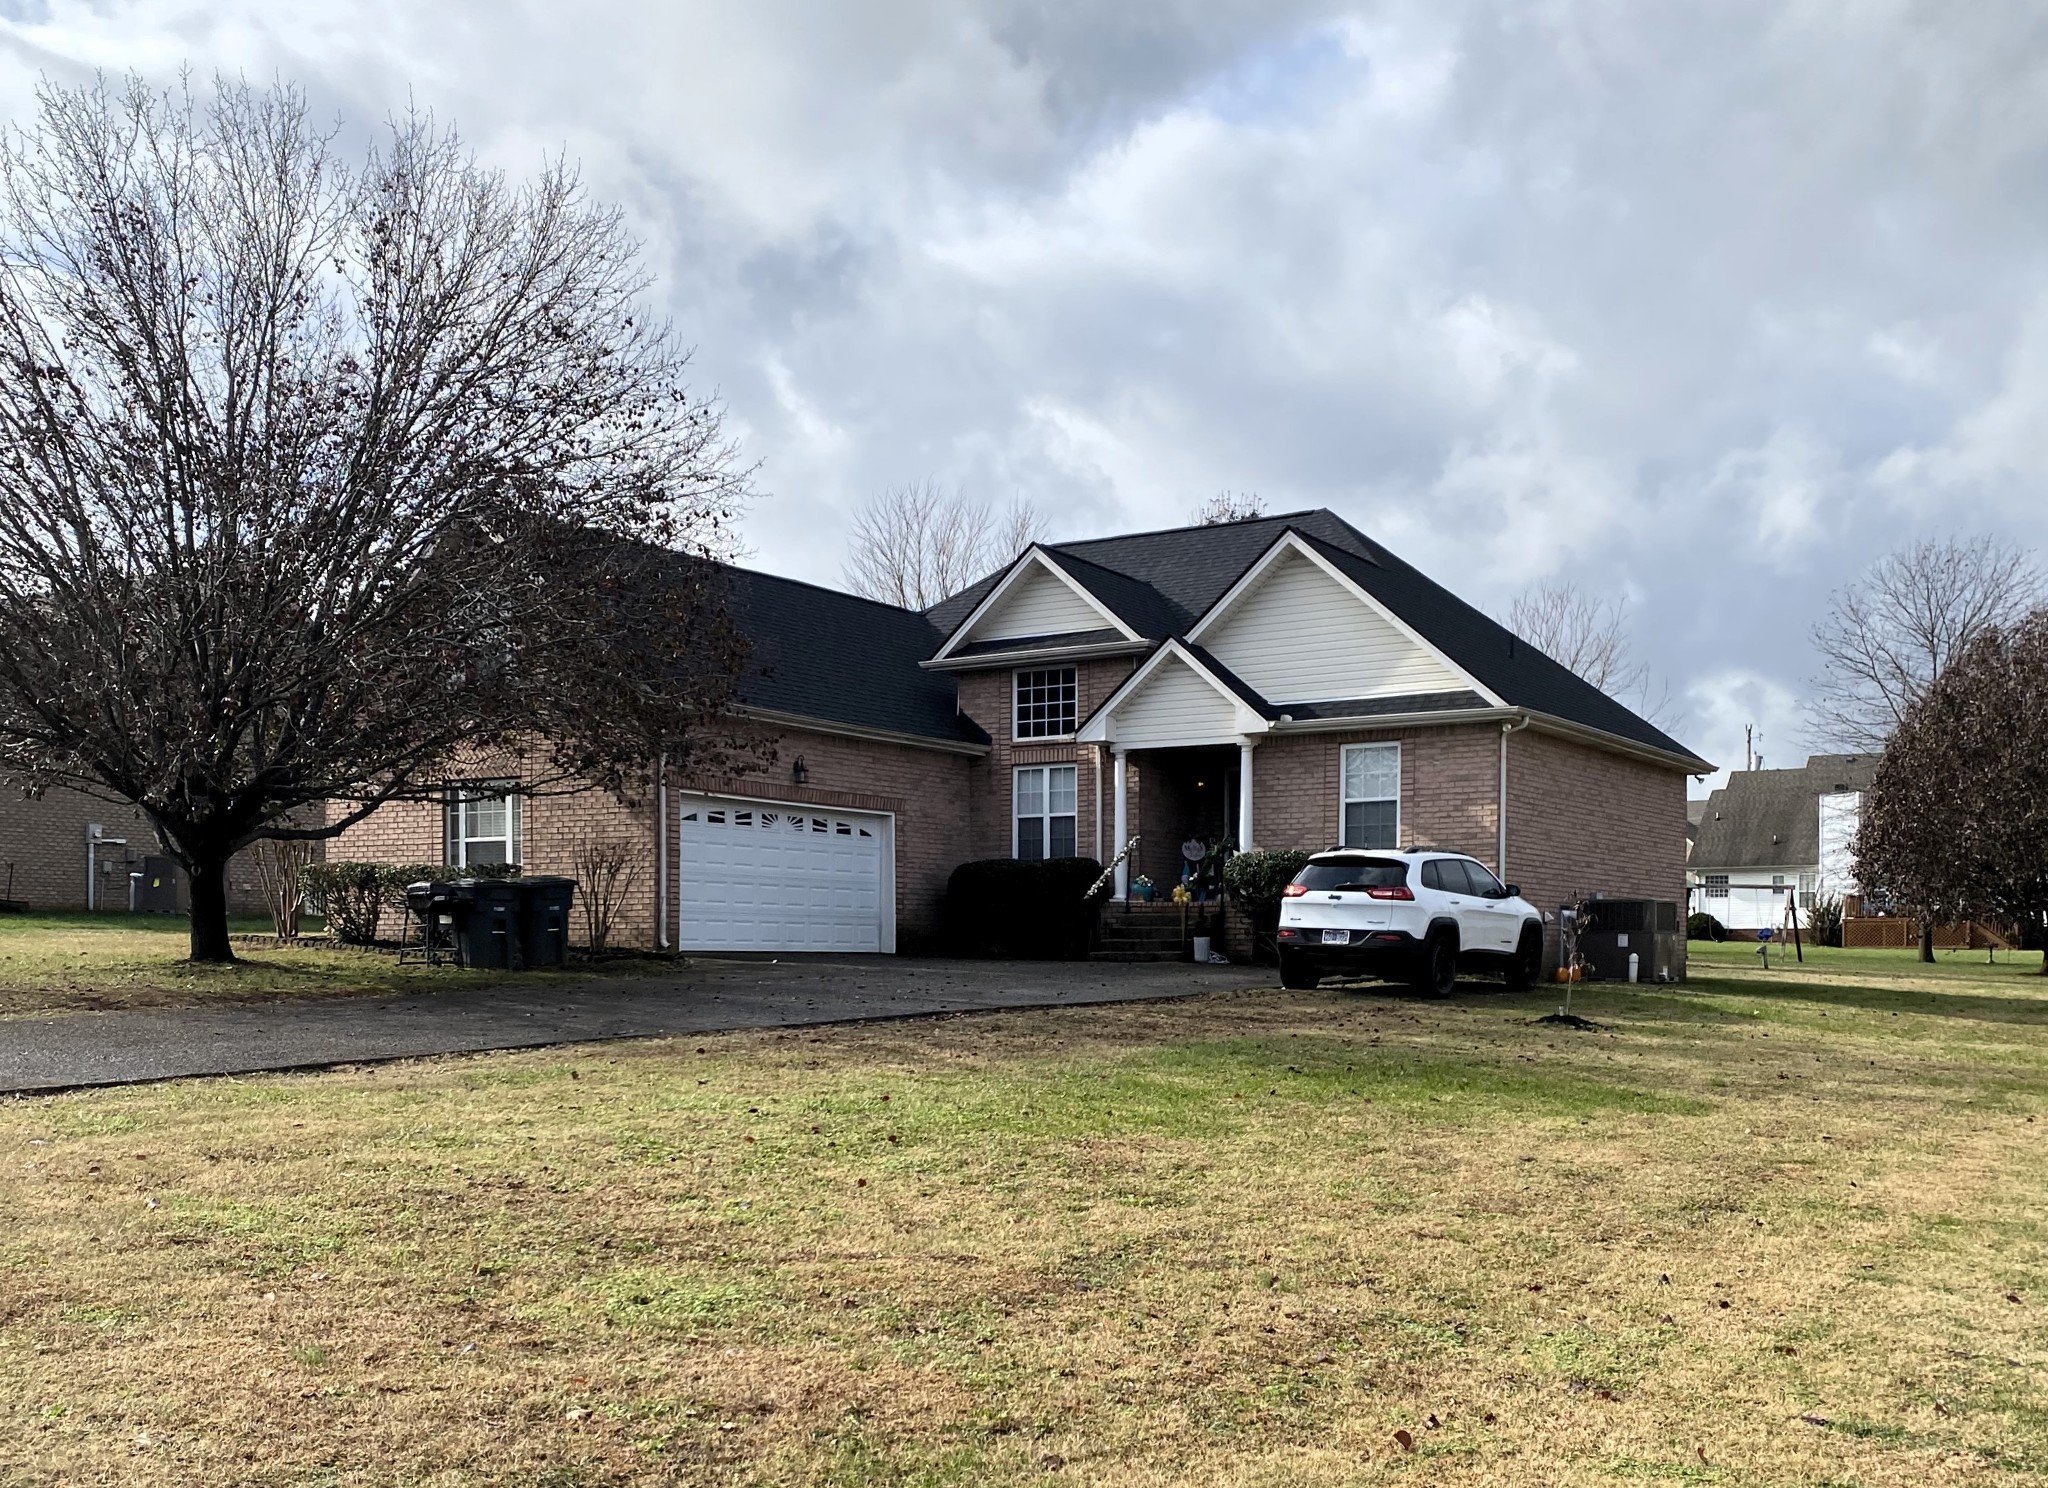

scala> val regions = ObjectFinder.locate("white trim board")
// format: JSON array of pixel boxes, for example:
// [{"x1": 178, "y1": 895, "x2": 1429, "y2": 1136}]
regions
[
  {"x1": 1075, "y1": 640, "x2": 1270, "y2": 747},
  {"x1": 931, "y1": 547, "x2": 1141, "y2": 662}
]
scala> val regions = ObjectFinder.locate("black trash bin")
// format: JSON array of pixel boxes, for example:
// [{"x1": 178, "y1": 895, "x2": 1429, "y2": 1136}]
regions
[
  {"x1": 514, "y1": 876, "x2": 576, "y2": 968},
  {"x1": 453, "y1": 879, "x2": 522, "y2": 969}
]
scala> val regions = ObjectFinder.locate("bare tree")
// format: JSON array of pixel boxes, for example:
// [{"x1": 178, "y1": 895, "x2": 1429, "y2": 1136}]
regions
[
  {"x1": 1193, "y1": 491, "x2": 1263, "y2": 525},
  {"x1": 843, "y1": 479, "x2": 1046, "y2": 608},
  {"x1": 1808, "y1": 535, "x2": 2042, "y2": 751},
  {"x1": 0, "y1": 76, "x2": 752, "y2": 962},
  {"x1": 1505, "y1": 580, "x2": 1673, "y2": 725}
]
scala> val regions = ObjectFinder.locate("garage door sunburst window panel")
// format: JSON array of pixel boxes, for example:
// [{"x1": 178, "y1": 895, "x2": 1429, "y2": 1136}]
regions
[
  {"x1": 1014, "y1": 667, "x2": 1077, "y2": 739},
  {"x1": 1340, "y1": 744, "x2": 1400, "y2": 850},
  {"x1": 1015, "y1": 765, "x2": 1077, "y2": 860}
]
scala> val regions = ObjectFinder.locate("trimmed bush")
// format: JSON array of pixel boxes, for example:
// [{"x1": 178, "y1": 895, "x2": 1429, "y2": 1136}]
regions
[
  {"x1": 1223, "y1": 848, "x2": 1313, "y2": 963},
  {"x1": 300, "y1": 860, "x2": 520, "y2": 944},
  {"x1": 943, "y1": 857, "x2": 1106, "y2": 959},
  {"x1": 1687, "y1": 911, "x2": 1727, "y2": 942}
]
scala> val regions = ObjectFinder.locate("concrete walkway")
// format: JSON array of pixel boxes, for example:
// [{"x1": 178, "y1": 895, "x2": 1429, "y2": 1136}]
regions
[{"x1": 0, "y1": 957, "x2": 1270, "y2": 1094}]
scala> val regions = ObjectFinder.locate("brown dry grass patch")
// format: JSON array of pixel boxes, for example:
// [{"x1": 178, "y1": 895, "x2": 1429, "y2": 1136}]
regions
[{"x1": 1, "y1": 958, "x2": 2044, "y2": 1485}]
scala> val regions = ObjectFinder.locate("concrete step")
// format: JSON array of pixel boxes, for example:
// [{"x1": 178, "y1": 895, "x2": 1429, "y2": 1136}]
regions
[{"x1": 1089, "y1": 950, "x2": 1187, "y2": 963}]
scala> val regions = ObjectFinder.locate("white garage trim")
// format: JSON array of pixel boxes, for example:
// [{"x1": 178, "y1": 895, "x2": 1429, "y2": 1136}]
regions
[{"x1": 673, "y1": 792, "x2": 895, "y2": 954}]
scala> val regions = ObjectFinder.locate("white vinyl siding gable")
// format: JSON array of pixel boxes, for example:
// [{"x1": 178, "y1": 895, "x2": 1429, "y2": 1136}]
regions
[
  {"x1": 1111, "y1": 655, "x2": 1240, "y2": 747},
  {"x1": 969, "y1": 563, "x2": 1111, "y2": 642},
  {"x1": 1202, "y1": 551, "x2": 1462, "y2": 704}
]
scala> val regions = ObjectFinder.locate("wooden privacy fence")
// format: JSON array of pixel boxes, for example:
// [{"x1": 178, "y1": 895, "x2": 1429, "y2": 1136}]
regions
[{"x1": 1843, "y1": 916, "x2": 2013, "y2": 951}]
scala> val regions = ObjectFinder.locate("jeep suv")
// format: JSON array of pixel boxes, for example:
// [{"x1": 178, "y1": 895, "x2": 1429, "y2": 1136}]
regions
[{"x1": 1275, "y1": 850, "x2": 1544, "y2": 994}]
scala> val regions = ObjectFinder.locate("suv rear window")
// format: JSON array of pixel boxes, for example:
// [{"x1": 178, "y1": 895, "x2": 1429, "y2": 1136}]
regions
[{"x1": 1294, "y1": 858, "x2": 1408, "y2": 891}]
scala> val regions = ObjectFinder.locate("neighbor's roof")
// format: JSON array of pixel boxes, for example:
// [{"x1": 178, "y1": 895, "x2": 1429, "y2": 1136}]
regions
[
  {"x1": 725, "y1": 566, "x2": 986, "y2": 747},
  {"x1": 1690, "y1": 753, "x2": 1879, "y2": 870},
  {"x1": 927, "y1": 508, "x2": 1705, "y2": 766}
]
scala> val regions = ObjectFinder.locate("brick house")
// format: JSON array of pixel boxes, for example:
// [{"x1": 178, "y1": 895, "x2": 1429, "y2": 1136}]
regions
[
  {"x1": 329, "y1": 509, "x2": 1708, "y2": 956},
  {"x1": 0, "y1": 786, "x2": 274, "y2": 914}
]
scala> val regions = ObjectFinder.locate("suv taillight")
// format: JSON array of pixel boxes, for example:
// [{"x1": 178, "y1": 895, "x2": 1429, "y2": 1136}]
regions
[
  {"x1": 1366, "y1": 886, "x2": 1414, "y2": 900},
  {"x1": 1282, "y1": 883, "x2": 1308, "y2": 897}
]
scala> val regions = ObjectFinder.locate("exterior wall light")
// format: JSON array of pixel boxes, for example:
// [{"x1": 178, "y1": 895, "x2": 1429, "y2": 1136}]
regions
[{"x1": 792, "y1": 756, "x2": 809, "y2": 785}]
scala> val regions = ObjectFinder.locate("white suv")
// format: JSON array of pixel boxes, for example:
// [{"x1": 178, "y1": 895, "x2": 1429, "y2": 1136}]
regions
[{"x1": 1275, "y1": 850, "x2": 1544, "y2": 994}]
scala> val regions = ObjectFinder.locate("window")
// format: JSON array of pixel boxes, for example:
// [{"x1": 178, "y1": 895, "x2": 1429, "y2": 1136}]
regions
[
  {"x1": 1293, "y1": 858, "x2": 1408, "y2": 892},
  {"x1": 1420, "y1": 859, "x2": 1457, "y2": 892},
  {"x1": 1340, "y1": 743, "x2": 1400, "y2": 849},
  {"x1": 1014, "y1": 667, "x2": 1078, "y2": 739},
  {"x1": 1704, "y1": 873, "x2": 1729, "y2": 899},
  {"x1": 1014, "y1": 765, "x2": 1078, "y2": 860},
  {"x1": 445, "y1": 782, "x2": 521, "y2": 868},
  {"x1": 1462, "y1": 860, "x2": 1507, "y2": 898}
]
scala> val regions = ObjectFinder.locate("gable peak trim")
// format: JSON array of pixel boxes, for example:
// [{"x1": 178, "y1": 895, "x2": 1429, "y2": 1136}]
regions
[{"x1": 931, "y1": 545, "x2": 1141, "y2": 661}]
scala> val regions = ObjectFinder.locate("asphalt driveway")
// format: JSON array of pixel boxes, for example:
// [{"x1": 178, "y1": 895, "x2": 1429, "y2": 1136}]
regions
[{"x1": 0, "y1": 956, "x2": 1270, "y2": 1094}]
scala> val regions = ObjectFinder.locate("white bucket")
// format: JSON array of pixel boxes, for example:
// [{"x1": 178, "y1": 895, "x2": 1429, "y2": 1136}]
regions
[{"x1": 1192, "y1": 935, "x2": 1212, "y2": 963}]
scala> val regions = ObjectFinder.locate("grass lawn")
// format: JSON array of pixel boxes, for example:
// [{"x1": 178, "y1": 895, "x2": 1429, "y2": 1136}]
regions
[
  {"x1": 2, "y1": 949, "x2": 2045, "y2": 1484},
  {"x1": 0, "y1": 912, "x2": 611, "y2": 1018}
]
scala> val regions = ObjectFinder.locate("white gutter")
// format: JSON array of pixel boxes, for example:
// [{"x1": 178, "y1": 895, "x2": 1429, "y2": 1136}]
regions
[
  {"x1": 655, "y1": 751, "x2": 669, "y2": 951},
  {"x1": 920, "y1": 639, "x2": 1151, "y2": 672},
  {"x1": 1498, "y1": 715, "x2": 1530, "y2": 878}
]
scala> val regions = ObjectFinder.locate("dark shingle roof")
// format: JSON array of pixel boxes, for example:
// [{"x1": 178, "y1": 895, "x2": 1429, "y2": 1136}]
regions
[
  {"x1": 928, "y1": 509, "x2": 1705, "y2": 765},
  {"x1": 726, "y1": 566, "x2": 984, "y2": 746},
  {"x1": 1690, "y1": 754, "x2": 1878, "y2": 869}
]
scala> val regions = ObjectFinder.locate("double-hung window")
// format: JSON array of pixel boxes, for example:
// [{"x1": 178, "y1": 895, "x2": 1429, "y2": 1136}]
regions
[
  {"x1": 445, "y1": 782, "x2": 522, "y2": 868},
  {"x1": 1015, "y1": 765, "x2": 1078, "y2": 860},
  {"x1": 1340, "y1": 743, "x2": 1400, "y2": 850},
  {"x1": 1014, "y1": 667, "x2": 1077, "y2": 739}
]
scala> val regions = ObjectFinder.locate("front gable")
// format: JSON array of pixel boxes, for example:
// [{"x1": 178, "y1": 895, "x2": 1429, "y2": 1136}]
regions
[
  {"x1": 932, "y1": 549, "x2": 1138, "y2": 661},
  {"x1": 1195, "y1": 542, "x2": 1468, "y2": 705},
  {"x1": 1077, "y1": 642, "x2": 1269, "y2": 748}
]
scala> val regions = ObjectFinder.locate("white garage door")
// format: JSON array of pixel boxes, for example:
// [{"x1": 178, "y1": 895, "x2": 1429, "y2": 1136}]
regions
[{"x1": 676, "y1": 797, "x2": 889, "y2": 952}]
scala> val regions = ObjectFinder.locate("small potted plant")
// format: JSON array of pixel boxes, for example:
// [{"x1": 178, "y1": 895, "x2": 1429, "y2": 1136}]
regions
[{"x1": 1132, "y1": 874, "x2": 1155, "y2": 902}]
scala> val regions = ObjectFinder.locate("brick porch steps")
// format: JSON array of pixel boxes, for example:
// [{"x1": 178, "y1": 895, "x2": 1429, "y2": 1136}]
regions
[{"x1": 1090, "y1": 902, "x2": 1219, "y2": 962}]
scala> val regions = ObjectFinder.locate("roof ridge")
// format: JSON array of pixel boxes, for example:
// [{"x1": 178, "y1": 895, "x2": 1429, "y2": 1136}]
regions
[
  {"x1": 1050, "y1": 507, "x2": 1330, "y2": 550},
  {"x1": 726, "y1": 561, "x2": 935, "y2": 621}
]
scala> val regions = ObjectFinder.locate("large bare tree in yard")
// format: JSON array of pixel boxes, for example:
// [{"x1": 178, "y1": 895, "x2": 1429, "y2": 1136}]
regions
[
  {"x1": 1808, "y1": 535, "x2": 2041, "y2": 751},
  {"x1": 1505, "y1": 579, "x2": 1673, "y2": 725},
  {"x1": 1856, "y1": 612, "x2": 2048, "y2": 968},
  {"x1": 843, "y1": 479, "x2": 1045, "y2": 608},
  {"x1": 0, "y1": 77, "x2": 750, "y2": 962}
]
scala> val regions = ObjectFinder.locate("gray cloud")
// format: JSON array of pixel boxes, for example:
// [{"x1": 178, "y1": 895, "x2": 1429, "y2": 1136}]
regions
[{"x1": 2, "y1": 0, "x2": 2043, "y2": 787}]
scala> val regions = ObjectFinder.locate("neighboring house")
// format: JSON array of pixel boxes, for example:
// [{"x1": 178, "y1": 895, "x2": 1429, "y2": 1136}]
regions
[
  {"x1": 0, "y1": 787, "x2": 274, "y2": 914},
  {"x1": 330, "y1": 508, "x2": 1710, "y2": 958},
  {"x1": 1687, "y1": 753, "x2": 1878, "y2": 931}
]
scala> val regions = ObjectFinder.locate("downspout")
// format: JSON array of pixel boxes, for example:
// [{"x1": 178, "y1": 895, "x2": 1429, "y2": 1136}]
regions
[
  {"x1": 1498, "y1": 715, "x2": 1530, "y2": 879},
  {"x1": 655, "y1": 752, "x2": 669, "y2": 951}
]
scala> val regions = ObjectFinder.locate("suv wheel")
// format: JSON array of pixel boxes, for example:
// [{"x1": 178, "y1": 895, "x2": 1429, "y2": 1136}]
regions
[
  {"x1": 1506, "y1": 926, "x2": 1543, "y2": 990},
  {"x1": 1411, "y1": 930, "x2": 1457, "y2": 996},
  {"x1": 1278, "y1": 950, "x2": 1318, "y2": 990}
]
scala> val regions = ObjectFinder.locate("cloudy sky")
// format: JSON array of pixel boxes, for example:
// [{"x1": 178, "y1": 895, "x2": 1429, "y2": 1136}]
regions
[{"x1": 2, "y1": 1, "x2": 2043, "y2": 789}]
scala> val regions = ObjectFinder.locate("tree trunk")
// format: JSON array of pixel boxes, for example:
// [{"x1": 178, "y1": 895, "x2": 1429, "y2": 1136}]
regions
[
  {"x1": 187, "y1": 857, "x2": 236, "y2": 964},
  {"x1": 1918, "y1": 922, "x2": 1935, "y2": 964}
]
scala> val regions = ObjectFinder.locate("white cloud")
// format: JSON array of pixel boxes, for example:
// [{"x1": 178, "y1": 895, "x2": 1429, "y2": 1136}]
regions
[{"x1": 1, "y1": 0, "x2": 2045, "y2": 760}]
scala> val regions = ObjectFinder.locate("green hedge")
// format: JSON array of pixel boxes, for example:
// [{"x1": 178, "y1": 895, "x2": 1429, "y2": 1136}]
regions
[
  {"x1": 1223, "y1": 849, "x2": 1313, "y2": 964},
  {"x1": 1686, "y1": 911, "x2": 1727, "y2": 942},
  {"x1": 943, "y1": 857, "x2": 1106, "y2": 959},
  {"x1": 301, "y1": 860, "x2": 518, "y2": 945}
]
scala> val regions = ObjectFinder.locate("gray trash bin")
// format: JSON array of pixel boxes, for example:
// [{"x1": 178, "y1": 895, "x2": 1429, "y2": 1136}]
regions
[
  {"x1": 453, "y1": 879, "x2": 521, "y2": 969},
  {"x1": 513, "y1": 876, "x2": 576, "y2": 967}
]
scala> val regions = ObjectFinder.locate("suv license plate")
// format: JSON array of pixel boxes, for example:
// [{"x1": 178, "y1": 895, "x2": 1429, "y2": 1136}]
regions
[{"x1": 1321, "y1": 929, "x2": 1348, "y2": 945}]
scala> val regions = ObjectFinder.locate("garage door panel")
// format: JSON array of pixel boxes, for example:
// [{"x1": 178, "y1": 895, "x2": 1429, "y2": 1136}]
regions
[{"x1": 676, "y1": 797, "x2": 887, "y2": 952}]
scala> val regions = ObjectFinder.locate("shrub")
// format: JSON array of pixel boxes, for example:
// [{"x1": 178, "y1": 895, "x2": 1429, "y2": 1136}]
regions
[
  {"x1": 1687, "y1": 911, "x2": 1727, "y2": 942},
  {"x1": 1806, "y1": 894, "x2": 1843, "y2": 948},
  {"x1": 1223, "y1": 849, "x2": 1313, "y2": 963},
  {"x1": 301, "y1": 861, "x2": 385, "y2": 944},
  {"x1": 300, "y1": 859, "x2": 521, "y2": 944},
  {"x1": 943, "y1": 857, "x2": 1106, "y2": 959}
]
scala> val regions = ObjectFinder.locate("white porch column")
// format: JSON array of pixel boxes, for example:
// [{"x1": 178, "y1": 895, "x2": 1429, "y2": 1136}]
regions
[
  {"x1": 1237, "y1": 738, "x2": 1255, "y2": 850},
  {"x1": 1112, "y1": 747, "x2": 1130, "y2": 897}
]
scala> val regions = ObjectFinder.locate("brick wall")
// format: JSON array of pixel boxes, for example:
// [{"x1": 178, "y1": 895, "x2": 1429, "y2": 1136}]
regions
[
  {"x1": 0, "y1": 787, "x2": 277, "y2": 915},
  {"x1": 1249, "y1": 723, "x2": 1501, "y2": 862},
  {"x1": 328, "y1": 721, "x2": 976, "y2": 950},
  {"x1": 1504, "y1": 726, "x2": 1688, "y2": 921},
  {"x1": 954, "y1": 657, "x2": 1138, "y2": 868}
]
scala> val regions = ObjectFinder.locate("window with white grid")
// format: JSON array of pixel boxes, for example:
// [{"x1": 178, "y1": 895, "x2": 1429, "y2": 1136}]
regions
[
  {"x1": 1340, "y1": 743, "x2": 1400, "y2": 849},
  {"x1": 1014, "y1": 765, "x2": 1078, "y2": 860},
  {"x1": 1014, "y1": 667, "x2": 1078, "y2": 739}
]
